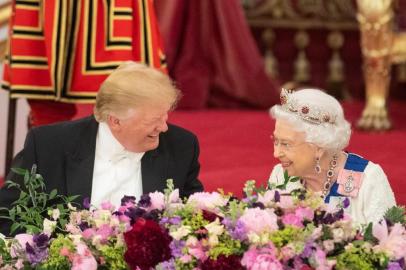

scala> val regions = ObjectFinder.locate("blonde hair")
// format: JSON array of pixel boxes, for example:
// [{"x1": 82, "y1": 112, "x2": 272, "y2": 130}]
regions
[
  {"x1": 94, "y1": 61, "x2": 181, "y2": 122},
  {"x1": 270, "y1": 88, "x2": 351, "y2": 151}
]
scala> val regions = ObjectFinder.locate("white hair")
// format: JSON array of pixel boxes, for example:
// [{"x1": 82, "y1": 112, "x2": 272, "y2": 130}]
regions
[{"x1": 270, "y1": 88, "x2": 351, "y2": 151}]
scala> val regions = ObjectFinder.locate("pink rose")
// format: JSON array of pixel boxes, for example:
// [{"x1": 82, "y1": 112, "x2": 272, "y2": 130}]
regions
[
  {"x1": 100, "y1": 201, "x2": 115, "y2": 211},
  {"x1": 281, "y1": 245, "x2": 296, "y2": 261},
  {"x1": 373, "y1": 221, "x2": 406, "y2": 260},
  {"x1": 282, "y1": 213, "x2": 304, "y2": 228},
  {"x1": 279, "y1": 196, "x2": 294, "y2": 209},
  {"x1": 11, "y1": 234, "x2": 33, "y2": 257},
  {"x1": 148, "y1": 191, "x2": 165, "y2": 210},
  {"x1": 257, "y1": 190, "x2": 276, "y2": 206},
  {"x1": 239, "y1": 208, "x2": 278, "y2": 234},
  {"x1": 186, "y1": 192, "x2": 228, "y2": 213},
  {"x1": 312, "y1": 248, "x2": 331, "y2": 270},
  {"x1": 295, "y1": 207, "x2": 314, "y2": 221},
  {"x1": 242, "y1": 245, "x2": 282, "y2": 270},
  {"x1": 96, "y1": 224, "x2": 113, "y2": 243},
  {"x1": 82, "y1": 228, "x2": 96, "y2": 240},
  {"x1": 71, "y1": 243, "x2": 97, "y2": 270}
]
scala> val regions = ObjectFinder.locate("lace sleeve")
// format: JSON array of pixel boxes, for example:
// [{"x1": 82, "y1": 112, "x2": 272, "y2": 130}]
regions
[{"x1": 361, "y1": 163, "x2": 396, "y2": 223}]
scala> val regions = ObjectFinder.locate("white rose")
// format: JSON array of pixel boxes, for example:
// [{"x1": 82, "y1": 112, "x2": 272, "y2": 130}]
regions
[
  {"x1": 51, "y1": 209, "x2": 60, "y2": 220},
  {"x1": 204, "y1": 219, "x2": 224, "y2": 236},
  {"x1": 332, "y1": 228, "x2": 345, "y2": 242},
  {"x1": 43, "y1": 218, "x2": 57, "y2": 235},
  {"x1": 170, "y1": 225, "x2": 191, "y2": 241},
  {"x1": 208, "y1": 235, "x2": 219, "y2": 247}
]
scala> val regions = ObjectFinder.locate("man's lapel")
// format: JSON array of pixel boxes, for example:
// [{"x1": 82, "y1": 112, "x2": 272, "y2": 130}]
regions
[
  {"x1": 65, "y1": 116, "x2": 98, "y2": 202},
  {"x1": 141, "y1": 139, "x2": 169, "y2": 194}
]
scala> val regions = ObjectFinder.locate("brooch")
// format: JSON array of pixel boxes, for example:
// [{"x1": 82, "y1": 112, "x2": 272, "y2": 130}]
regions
[{"x1": 336, "y1": 169, "x2": 364, "y2": 198}]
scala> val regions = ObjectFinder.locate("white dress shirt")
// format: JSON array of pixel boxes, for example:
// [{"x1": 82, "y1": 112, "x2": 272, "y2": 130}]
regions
[{"x1": 91, "y1": 122, "x2": 144, "y2": 208}]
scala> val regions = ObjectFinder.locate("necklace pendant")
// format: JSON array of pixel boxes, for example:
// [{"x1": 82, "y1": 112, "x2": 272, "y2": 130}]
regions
[{"x1": 344, "y1": 175, "x2": 354, "y2": 193}]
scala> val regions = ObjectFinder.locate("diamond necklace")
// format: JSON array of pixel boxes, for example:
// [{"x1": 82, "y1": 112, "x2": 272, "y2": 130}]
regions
[{"x1": 321, "y1": 154, "x2": 338, "y2": 198}]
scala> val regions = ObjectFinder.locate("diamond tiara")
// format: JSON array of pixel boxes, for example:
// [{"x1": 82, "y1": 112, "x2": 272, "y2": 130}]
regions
[{"x1": 279, "y1": 88, "x2": 337, "y2": 125}]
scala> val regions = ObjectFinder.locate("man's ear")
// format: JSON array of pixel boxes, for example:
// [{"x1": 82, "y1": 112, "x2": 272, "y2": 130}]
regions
[{"x1": 106, "y1": 114, "x2": 121, "y2": 132}]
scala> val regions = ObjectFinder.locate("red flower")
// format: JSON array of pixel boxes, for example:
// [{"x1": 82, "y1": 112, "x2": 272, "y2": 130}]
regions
[
  {"x1": 202, "y1": 210, "x2": 221, "y2": 222},
  {"x1": 124, "y1": 218, "x2": 172, "y2": 270},
  {"x1": 200, "y1": 254, "x2": 244, "y2": 270}
]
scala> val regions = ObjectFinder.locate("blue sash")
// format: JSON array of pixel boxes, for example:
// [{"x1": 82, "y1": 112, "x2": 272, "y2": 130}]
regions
[{"x1": 324, "y1": 153, "x2": 369, "y2": 203}]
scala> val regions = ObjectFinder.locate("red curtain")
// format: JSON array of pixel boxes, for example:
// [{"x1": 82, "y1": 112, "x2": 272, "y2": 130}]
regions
[{"x1": 155, "y1": 0, "x2": 280, "y2": 109}]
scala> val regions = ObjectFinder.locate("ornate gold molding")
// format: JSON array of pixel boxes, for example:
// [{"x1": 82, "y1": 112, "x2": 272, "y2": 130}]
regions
[
  {"x1": 243, "y1": 0, "x2": 358, "y2": 30},
  {"x1": 356, "y1": 0, "x2": 394, "y2": 130}
]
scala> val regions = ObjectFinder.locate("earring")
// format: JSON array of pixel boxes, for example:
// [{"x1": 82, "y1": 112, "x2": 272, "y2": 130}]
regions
[{"x1": 315, "y1": 157, "x2": 321, "y2": 174}]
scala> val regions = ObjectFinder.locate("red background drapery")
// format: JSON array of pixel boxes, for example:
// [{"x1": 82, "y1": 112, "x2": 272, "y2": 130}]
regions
[{"x1": 155, "y1": 0, "x2": 280, "y2": 109}]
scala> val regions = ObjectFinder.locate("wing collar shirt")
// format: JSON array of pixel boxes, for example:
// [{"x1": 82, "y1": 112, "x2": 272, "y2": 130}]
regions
[{"x1": 91, "y1": 122, "x2": 145, "y2": 207}]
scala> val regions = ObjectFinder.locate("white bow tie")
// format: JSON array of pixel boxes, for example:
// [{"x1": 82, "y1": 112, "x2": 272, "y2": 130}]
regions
[{"x1": 110, "y1": 150, "x2": 135, "y2": 163}]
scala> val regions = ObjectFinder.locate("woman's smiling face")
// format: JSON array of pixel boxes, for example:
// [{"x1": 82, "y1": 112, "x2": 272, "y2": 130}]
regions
[{"x1": 272, "y1": 119, "x2": 317, "y2": 177}]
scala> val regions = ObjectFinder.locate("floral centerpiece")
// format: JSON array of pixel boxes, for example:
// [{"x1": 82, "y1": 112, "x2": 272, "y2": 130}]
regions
[{"x1": 0, "y1": 167, "x2": 405, "y2": 269}]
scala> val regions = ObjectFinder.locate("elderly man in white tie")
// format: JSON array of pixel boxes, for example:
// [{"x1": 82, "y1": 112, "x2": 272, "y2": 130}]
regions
[{"x1": 0, "y1": 62, "x2": 204, "y2": 234}]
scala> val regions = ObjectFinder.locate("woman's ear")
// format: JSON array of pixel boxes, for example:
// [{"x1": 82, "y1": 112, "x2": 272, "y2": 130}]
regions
[{"x1": 315, "y1": 147, "x2": 325, "y2": 159}]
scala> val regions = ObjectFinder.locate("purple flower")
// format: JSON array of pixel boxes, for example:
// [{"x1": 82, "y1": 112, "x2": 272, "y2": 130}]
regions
[
  {"x1": 125, "y1": 207, "x2": 146, "y2": 224},
  {"x1": 159, "y1": 258, "x2": 177, "y2": 270},
  {"x1": 144, "y1": 209, "x2": 161, "y2": 222},
  {"x1": 121, "y1": 195, "x2": 136, "y2": 206},
  {"x1": 25, "y1": 242, "x2": 48, "y2": 266},
  {"x1": 83, "y1": 197, "x2": 91, "y2": 209},
  {"x1": 298, "y1": 191, "x2": 306, "y2": 201},
  {"x1": 169, "y1": 240, "x2": 185, "y2": 257},
  {"x1": 342, "y1": 197, "x2": 350, "y2": 208},
  {"x1": 160, "y1": 217, "x2": 170, "y2": 225},
  {"x1": 79, "y1": 222, "x2": 90, "y2": 231},
  {"x1": 252, "y1": 202, "x2": 265, "y2": 209},
  {"x1": 169, "y1": 216, "x2": 181, "y2": 225},
  {"x1": 387, "y1": 261, "x2": 403, "y2": 270},
  {"x1": 222, "y1": 218, "x2": 246, "y2": 241},
  {"x1": 301, "y1": 242, "x2": 316, "y2": 258},
  {"x1": 231, "y1": 220, "x2": 247, "y2": 240},
  {"x1": 160, "y1": 216, "x2": 182, "y2": 226},
  {"x1": 138, "y1": 194, "x2": 151, "y2": 208},
  {"x1": 32, "y1": 234, "x2": 49, "y2": 249},
  {"x1": 398, "y1": 258, "x2": 405, "y2": 268},
  {"x1": 274, "y1": 190, "x2": 280, "y2": 202},
  {"x1": 222, "y1": 217, "x2": 232, "y2": 228}
]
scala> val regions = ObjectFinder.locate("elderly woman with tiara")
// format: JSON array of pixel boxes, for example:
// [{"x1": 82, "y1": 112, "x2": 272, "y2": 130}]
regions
[{"x1": 268, "y1": 88, "x2": 396, "y2": 225}]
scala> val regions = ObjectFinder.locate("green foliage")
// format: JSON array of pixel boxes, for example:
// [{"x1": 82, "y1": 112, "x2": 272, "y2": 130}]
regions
[
  {"x1": 0, "y1": 166, "x2": 79, "y2": 235},
  {"x1": 39, "y1": 235, "x2": 75, "y2": 270},
  {"x1": 335, "y1": 243, "x2": 389, "y2": 270},
  {"x1": 173, "y1": 260, "x2": 196, "y2": 270},
  {"x1": 97, "y1": 245, "x2": 127, "y2": 270},
  {"x1": 164, "y1": 179, "x2": 175, "y2": 201},
  {"x1": 384, "y1": 206, "x2": 405, "y2": 225},
  {"x1": 267, "y1": 170, "x2": 300, "y2": 191},
  {"x1": 0, "y1": 237, "x2": 12, "y2": 265},
  {"x1": 181, "y1": 211, "x2": 209, "y2": 231},
  {"x1": 243, "y1": 180, "x2": 256, "y2": 198},
  {"x1": 223, "y1": 200, "x2": 246, "y2": 222},
  {"x1": 208, "y1": 234, "x2": 244, "y2": 259},
  {"x1": 320, "y1": 225, "x2": 333, "y2": 241},
  {"x1": 269, "y1": 226, "x2": 302, "y2": 248},
  {"x1": 363, "y1": 223, "x2": 379, "y2": 244}
]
